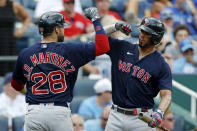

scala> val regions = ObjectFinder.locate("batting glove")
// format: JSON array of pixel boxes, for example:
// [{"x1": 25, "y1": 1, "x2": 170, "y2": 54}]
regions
[
  {"x1": 149, "y1": 109, "x2": 164, "y2": 128},
  {"x1": 84, "y1": 7, "x2": 100, "y2": 22},
  {"x1": 115, "y1": 21, "x2": 132, "y2": 36}
]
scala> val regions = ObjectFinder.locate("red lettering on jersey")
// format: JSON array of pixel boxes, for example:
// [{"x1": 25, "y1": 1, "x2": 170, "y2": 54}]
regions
[
  {"x1": 65, "y1": 65, "x2": 75, "y2": 75},
  {"x1": 53, "y1": 53, "x2": 58, "y2": 65},
  {"x1": 141, "y1": 72, "x2": 151, "y2": 83},
  {"x1": 137, "y1": 69, "x2": 145, "y2": 78},
  {"x1": 32, "y1": 72, "x2": 49, "y2": 94},
  {"x1": 119, "y1": 60, "x2": 122, "y2": 70},
  {"x1": 30, "y1": 54, "x2": 39, "y2": 66},
  {"x1": 125, "y1": 63, "x2": 132, "y2": 72},
  {"x1": 39, "y1": 53, "x2": 45, "y2": 64},
  {"x1": 56, "y1": 56, "x2": 64, "y2": 67},
  {"x1": 24, "y1": 64, "x2": 32, "y2": 73},
  {"x1": 50, "y1": 53, "x2": 57, "y2": 64},
  {"x1": 132, "y1": 66, "x2": 140, "y2": 76},
  {"x1": 60, "y1": 60, "x2": 70, "y2": 70},
  {"x1": 45, "y1": 52, "x2": 51, "y2": 63}
]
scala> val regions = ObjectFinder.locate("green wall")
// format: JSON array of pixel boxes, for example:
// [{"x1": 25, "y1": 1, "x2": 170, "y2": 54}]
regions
[{"x1": 172, "y1": 74, "x2": 197, "y2": 113}]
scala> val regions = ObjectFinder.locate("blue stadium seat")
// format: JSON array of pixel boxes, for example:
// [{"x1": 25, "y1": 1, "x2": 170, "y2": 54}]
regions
[
  {"x1": 0, "y1": 116, "x2": 9, "y2": 131},
  {"x1": 73, "y1": 79, "x2": 98, "y2": 97},
  {"x1": 70, "y1": 96, "x2": 88, "y2": 114},
  {"x1": 12, "y1": 116, "x2": 24, "y2": 131}
]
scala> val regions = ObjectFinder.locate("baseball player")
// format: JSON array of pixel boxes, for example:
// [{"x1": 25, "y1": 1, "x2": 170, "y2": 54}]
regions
[
  {"x1": 105, "y1": 17, "x2": 172, "y2": 131},
  {"x1": 10, "y1": 8, "x2": 109, "y2": 131}
]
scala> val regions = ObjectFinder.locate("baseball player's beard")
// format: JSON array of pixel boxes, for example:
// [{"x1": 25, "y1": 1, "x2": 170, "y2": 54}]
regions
[
  {"x1": 58, "y1": 35, "x2": 64, "y2": 42},
  {"x1": 139, "y1": 42, "x2": 152, "y2": 48}
]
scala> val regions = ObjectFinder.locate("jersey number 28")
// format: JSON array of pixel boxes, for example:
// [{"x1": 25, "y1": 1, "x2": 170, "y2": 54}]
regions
[{"x1": 31, "y1": 70, "x2": 66, "y2": 94}]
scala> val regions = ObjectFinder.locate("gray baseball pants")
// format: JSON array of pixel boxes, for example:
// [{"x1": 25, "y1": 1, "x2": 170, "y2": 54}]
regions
[
  {"x1": 24, "y1": 104, "x2": 74, "y2": 131},
  {"x1": 105, "y1": 108, "x2": 156, "y2": 131}
]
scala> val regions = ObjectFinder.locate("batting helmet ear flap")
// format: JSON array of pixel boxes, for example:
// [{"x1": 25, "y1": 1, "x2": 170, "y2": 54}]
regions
[{"x1": 151, "y1": 34, "x2": 163, "y2": 45}]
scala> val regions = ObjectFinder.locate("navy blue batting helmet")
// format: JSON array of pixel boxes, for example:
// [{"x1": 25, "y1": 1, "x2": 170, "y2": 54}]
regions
[
  {"x1": 139, "y1": 17, "x2": 165, "y2": 45},
  {"x1": 38, "y1": 11, "x2": 69, "y2": 36}
]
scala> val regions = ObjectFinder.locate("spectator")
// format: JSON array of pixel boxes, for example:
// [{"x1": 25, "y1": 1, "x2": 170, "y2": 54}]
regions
[
  {"x1": 151, "y1": 0, "x2": 172, "y2": 18},
  {"x1": 34, "y1": 0, "x2": 82, "y2": 20},
  {"x1": 161, "y1": 53, "x2": 174, "y2": 70},
  {"x1": 125, "y1": 0, "x2": 151, "y2": 22},
  {"x1": 109, "y1": 0, "x2": 127, "y2": 19},
  {"x1": 0, "y1": 0, "x2": 30, "y2": 76},
  {"x1": 165, "y1": 24, "x2": 197, "y2": 60},
  {"x1": 159, "y1": 8, "x2": 174, "y2": 53},
  {"x1": 60, "y1": 0, "x2": 93, "y2": 41},
  {"x1": 96, "y1": 0, "x2": 121, "y2": 20},
  {"x1": 172, "y1": 39, "x2": 197, "y2": 74},
  {"x1": 72, "y1": 114, "x2": 85, "y2": 131},
  {"x1": 78, "y1": 79, "x2": 112, "y2": 119},
  {"x1": 170, "y1": 0, "x2": 197, "y2": 35},
  {"x1": 157, "y1": 110, "x2": 175, "y2": 131},
  {"x1": 0, "y1": 72, "x2": 25, "y2": 118},
  {"x1": 124, "y1": 0, "x2": 151, "y2": 41},
  {"x1": 14, "y1": 0, "x2": 40, "y2": 51},
  {"x1": 84, "y1": 105, "x2": 111, "y2": 131},
  {"x1": 34, "y1": 0, "x2": 63, "y2": 19}
]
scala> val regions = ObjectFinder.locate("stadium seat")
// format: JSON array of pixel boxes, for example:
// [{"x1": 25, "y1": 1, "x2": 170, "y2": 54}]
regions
[
  {"x1": 12, "y1": 116, "x2": 24, "y2": 131},
  {"x1": 73, "y1": 79, "x2": 98, "y2": 97},
  {"x1": 70, "y1": 96, "x2": 88, "y2": 114},
  {"x1": 0, "y1": 116, "x2": 9, "y2": 131}
]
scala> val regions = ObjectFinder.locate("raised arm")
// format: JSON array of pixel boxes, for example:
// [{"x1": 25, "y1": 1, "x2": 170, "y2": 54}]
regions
[
  {"x1": 88, "y1": 21, "x2": 132, "y2": 41},
  {"x1": 84, "y1": 7, "x2": 109, "y2": 56}
]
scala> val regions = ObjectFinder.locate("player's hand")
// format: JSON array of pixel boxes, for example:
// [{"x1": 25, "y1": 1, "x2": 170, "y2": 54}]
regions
[
  {"x1": 84, "y1": 7, "x2": 100, "y2": 22},
  {"x1": 115, "y1": 21, "x2": 132, "y2": 36},
  {"x1": 149, "y1": 109, "x2": 163, "y2": 128}
]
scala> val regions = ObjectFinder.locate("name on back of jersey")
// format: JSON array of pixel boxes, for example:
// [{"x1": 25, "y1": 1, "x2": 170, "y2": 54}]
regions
[{"x1": 23, "y1": 52, "x2": 75, "y2": 76}]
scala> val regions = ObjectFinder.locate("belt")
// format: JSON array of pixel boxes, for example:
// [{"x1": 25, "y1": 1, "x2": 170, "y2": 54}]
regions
[
  {"x1": 111, "y1": 104, "x2": 148, "y2": 115},
  {"x1": 28, "y1": 102, "x2": 69, "y2": 107}
]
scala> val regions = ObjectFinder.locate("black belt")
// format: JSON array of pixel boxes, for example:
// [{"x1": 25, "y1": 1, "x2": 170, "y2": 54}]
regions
[
  {"x1": 111, "y1": 105, "x2": 148, "y2": 115},
  {"x1": 28, "y1": 102, "x2": 69, "y2": 107}
]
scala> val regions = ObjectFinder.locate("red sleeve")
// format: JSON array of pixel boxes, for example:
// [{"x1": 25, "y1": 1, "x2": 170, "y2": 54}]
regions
[
  {"x1": 95, "y1": 34, "x2": 110, "y2": 56},
  {"x1": 11, "y1": 78, "x2": 24, "y2": 91}
]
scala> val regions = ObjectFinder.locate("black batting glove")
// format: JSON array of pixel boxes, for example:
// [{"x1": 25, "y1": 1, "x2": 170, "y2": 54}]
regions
[
  {"x1": 115, "y1": 21, "x2": 132, "y2": 36},
  {"x1": 84, "y1": 7, "x2": 100, "y2": 22}
]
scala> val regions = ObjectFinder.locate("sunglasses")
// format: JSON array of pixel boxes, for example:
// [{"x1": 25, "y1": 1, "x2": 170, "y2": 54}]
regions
[{"x1": 73, "y1": 123, "x2": 83, "y2": 126}]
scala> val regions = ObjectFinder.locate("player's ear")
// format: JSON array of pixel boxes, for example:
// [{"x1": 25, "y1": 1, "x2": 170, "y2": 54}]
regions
[{"x1": 54, "y1": 27, "x2": 59, "y2": 35}]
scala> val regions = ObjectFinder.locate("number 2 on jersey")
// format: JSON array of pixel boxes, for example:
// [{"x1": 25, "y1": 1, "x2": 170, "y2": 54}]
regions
[{"x1": 31, "y1": 70, "x2": 66, "y2": 94}]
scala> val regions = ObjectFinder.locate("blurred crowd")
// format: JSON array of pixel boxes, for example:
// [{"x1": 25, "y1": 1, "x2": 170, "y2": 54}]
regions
[
  {"x1": 0, "y1": 0, "x2": 197, "y2": 131},
  {"x1": 1, "y1": 0, "x2": 197, "y2": 77}
]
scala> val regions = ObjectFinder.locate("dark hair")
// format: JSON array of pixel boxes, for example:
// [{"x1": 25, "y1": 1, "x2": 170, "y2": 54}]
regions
[{"x1": 173, "y1": 24, "x2": 190, "y2": 37}]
